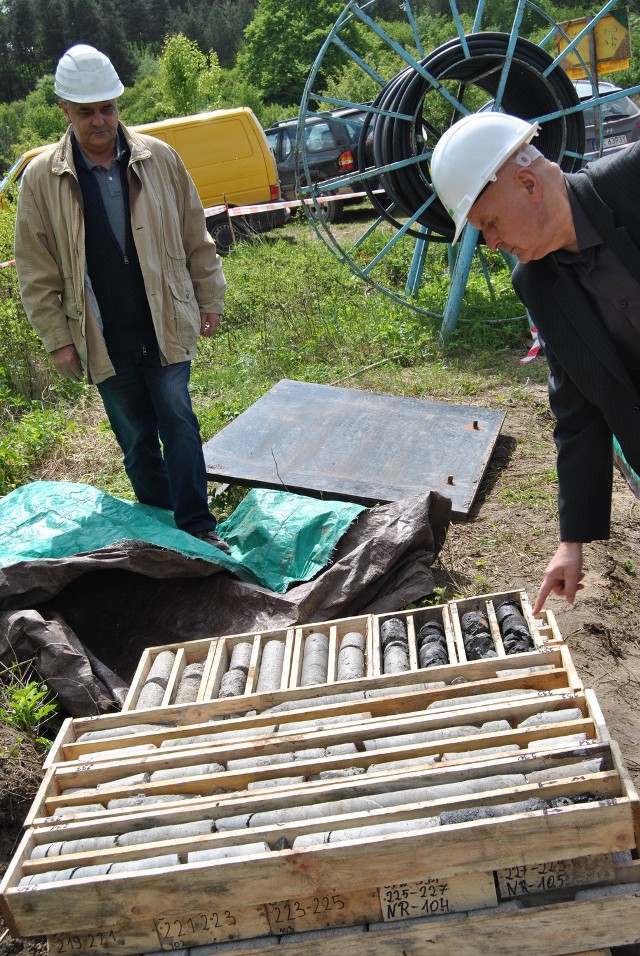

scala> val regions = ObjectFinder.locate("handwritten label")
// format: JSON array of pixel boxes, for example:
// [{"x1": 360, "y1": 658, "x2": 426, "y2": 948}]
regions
[
  {"x1": 380, "y1": 873, "x2": 496, "y2": 921},
  {"x1": 266, "y1": 890, "x2": 377, "y2": 934},
  {"x1": 50, "y1": 930, "x2": 123, "y2": 953},
  {"x1": 496, "y1": 855, "x2": 614, "y2": 899},
  {"x1": 154, "y1": 905, "x2": 269, "y2": 949}
]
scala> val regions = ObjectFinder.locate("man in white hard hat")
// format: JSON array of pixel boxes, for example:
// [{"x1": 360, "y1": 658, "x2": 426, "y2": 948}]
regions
[
  {"x1": 431, "y1": 112, "x2": 640, "y2": 613},
  {"x1": 14, "y1": 44, "x2": 231, "y2": 554}
]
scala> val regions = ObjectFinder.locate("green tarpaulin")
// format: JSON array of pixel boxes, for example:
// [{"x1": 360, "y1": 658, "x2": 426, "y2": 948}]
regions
[
  {"x1": 613, "y1": 436, "x2": 640, "y2": 500},
  {"x1": 0, "y1": 483, "x2": 451, "y2": 715},
  {"x1": 0, "y1": 481, "x2": 366, "y2": 593}
]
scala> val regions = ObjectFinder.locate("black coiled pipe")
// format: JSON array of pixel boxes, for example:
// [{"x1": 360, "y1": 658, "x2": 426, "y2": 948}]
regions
[{"x1": 359, "y1": 32, "x2": 584, "y2": 241}]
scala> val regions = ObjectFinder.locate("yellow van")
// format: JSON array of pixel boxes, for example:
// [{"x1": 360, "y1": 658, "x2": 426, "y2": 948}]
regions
[
  {"x1": 135, "y1": 107, "x2": 280, "y2": 209},
  {"x1": 0, "y1": 107, "x2": 287, "y2": 253},
  {"x1": 0, "y1": 144, "x2": 49, "y2": 195}
]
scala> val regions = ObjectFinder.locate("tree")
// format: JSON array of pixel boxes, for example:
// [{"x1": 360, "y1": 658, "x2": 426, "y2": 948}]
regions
[
  {"x1": 20, "y1": 76, "x2": 67, "y2": 143},
  {"x1": 63, "y1": 0, "x2": 102, "y2": 49},
  {"x1": 215, "y1": 66, "x2": 265, "y2": 115},
  {"x1": 159, "y1": 33, "x2": 222, "y2": 116},
  {"x1": 238, "y1": 0, "x2": 365, "y2": 106},
  {"x1": 0, "y1": 102, "x2": 25, "y2": 172},
  {"x1": 32, "y1": 0, "x2": 68, "y2": 78},
  {"x1": 9, "y1": 0, "x2": 40, "y2": 97},
  {"x1": 0, "y1": 15, "x2": 22, "y2": 104},
  {"x1": 121, "y1": 0, "x2": 167, "y2": 49},
  {"x1": 203, "y1": 0, "x2": 258, "y2": 68},
  {"x1": 118, "y1": 48, "x2": 165, "y2": 124}
]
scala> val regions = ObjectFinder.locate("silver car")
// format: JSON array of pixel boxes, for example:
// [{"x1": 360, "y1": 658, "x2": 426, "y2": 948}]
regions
[{"x1": 574, "y1": 79, "x2": 640, "y2": 157}]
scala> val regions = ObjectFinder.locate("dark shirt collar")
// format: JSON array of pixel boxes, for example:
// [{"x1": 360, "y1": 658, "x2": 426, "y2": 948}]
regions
[{"x1": 552, "y1": 178, "x2": 603, "y2": 266}]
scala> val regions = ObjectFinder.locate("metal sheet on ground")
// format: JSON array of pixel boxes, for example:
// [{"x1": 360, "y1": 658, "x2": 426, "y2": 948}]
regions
[{"x1": 203, "y1": 379, "x2": 505, "y2": 517}]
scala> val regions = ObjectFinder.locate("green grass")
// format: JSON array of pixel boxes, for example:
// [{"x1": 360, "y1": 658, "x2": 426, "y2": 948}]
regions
[
  {"x1": 497, "y1": 468, "x2": 558, "y2": 509},
  {"x1": 0, "y1": 211, "x2": 552, "y2": 733},
  {"x1": 187, "y1": 224, "x2": 536, "y2": 438}
]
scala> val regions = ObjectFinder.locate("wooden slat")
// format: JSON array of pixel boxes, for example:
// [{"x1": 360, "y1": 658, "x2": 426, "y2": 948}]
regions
[
  {"x1": 162, "y1": 647, "x2": 186, "y2": 707},
  {"x1": 43, "y1": 717, "x2": 75, "y2": 769},
  {"x1": 194, "y1": 639, "x2": 218, "y2": 702},
  {"x1": 3, "y1": 798, "x2": 635, "y2": 939},
  {"x1": 610, "y1": 738, "x2": 640, "y2": 847}
]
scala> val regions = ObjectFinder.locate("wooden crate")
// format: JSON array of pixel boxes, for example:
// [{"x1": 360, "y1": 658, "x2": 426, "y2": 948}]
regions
[
  {"x1": 121, "y1": 613, "x2": 374, "y2": 713},
  {"x1": 117, "y1": 591, "x2": 554, "y2": 716},
  {"x1": 2, "y1": 682, "x2": 639, "y2": 951},
  {"x1": 43, "y1": 636, "x2": 580, "y2": 775},
  {"x1": 3, "y1": 593, "x2": 638, "y2": 956},
  {"x1": 30, "y1": 677, "x2": 604, "y2": 819}
]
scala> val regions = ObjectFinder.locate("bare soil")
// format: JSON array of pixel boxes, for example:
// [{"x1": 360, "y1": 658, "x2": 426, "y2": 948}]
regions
[{"x1": 2, "y1": 288, "x2": 640, "y2": 954}]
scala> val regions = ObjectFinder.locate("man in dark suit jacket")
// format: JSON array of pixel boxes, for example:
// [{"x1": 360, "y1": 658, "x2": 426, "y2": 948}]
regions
[{"x1": 431, "y1": 112, "x2": 640, "y2": 614}]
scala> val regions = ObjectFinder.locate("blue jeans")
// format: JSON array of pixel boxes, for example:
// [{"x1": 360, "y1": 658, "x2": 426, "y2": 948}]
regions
[{"x1": 96, "y1": 349, "x2": 215, "y2": 534}]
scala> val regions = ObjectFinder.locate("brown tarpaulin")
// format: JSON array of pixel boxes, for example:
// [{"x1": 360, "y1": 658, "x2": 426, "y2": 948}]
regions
[{"x1": 0, "y1": 491, "x2": 451, "y2": 716}]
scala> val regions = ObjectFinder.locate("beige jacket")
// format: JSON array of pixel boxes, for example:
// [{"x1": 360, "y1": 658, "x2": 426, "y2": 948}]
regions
[{"x1": 14, "y1": 123, "x2": 226, "y2": 383}]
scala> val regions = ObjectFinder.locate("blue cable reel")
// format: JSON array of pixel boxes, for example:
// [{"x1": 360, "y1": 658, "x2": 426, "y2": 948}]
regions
[{"x1": 296, "y1": 0, "x2": 640, "y2": 338}]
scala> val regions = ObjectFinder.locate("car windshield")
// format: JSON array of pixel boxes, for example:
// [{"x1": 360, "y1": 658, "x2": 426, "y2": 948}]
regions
[
  {"x1": 329, "y1": 112, "x2": 366, "y2": 140},
  {"x1": 582, "y1": 94, "x2": 636, "y2": 126}
]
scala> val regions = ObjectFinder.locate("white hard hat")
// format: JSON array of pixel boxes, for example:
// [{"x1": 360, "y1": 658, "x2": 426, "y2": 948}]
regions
[
  {"x1": 431, "y1": 112, "x2": 540, "y2": 243},
  {"x1": 54, "y1": 44, "x2": 124, "y2": 103}
]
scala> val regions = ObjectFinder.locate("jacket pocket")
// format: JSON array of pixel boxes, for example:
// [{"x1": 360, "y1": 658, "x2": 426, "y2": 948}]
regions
[{"x1": 166, "y1": 257, "x2": 199, "y2": 347}]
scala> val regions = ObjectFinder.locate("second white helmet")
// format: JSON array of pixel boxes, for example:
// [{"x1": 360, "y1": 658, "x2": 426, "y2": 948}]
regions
[
  {"x1": 431, "y1": 112, "x2": 539, "y2": 243},
  {"x1": 54, "y1": 44, "x2": 124, "y2": 103}
]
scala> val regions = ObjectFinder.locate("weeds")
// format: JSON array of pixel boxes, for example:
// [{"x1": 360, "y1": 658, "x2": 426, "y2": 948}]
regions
[{"x1": 0, "y1": 663, "x2": 59, "y2": 749}]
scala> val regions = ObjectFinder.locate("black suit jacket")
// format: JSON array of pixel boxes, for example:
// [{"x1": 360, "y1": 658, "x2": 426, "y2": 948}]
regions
[{"x1": 512, "y1": 141, "x2": 640, "y2": 542}]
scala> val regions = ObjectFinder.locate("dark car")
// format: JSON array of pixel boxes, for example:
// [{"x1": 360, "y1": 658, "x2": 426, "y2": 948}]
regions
[
  {"x1": 574, "y1": 80, "x2": 640, "y2": 157},
  {"x1": 265, "y1": 108, "x2": 369, "y2": 223}
]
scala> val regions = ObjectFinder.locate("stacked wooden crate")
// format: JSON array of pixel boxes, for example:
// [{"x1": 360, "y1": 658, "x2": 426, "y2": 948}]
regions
[{"x1": 2, "y1": 590, "x2": 640, "y2": 956}]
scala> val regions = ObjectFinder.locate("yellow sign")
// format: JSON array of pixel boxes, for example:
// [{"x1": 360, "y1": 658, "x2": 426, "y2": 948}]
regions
[{"x1": 553, "y1": 9, "x2": 630, "y2": 79}]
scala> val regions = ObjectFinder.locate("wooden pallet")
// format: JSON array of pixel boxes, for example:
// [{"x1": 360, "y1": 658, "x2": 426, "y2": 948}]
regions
[{"x1": 2, "y1": 593, "x2": 639, "y2": 956}]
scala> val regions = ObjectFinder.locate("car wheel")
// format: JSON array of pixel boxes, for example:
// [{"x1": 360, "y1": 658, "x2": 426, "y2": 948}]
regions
[
  {"x1": 309, "y1": 196, "x2": 344, "y2": 224},
  {"x1": 206, "y1": 216, "x2": 240, "y2": 255}
]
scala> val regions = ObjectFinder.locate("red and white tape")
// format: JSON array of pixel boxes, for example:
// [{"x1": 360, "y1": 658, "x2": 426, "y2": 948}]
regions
[
  {"x1": 205, "y1": 190, "x2": 376, "y2": 219},
  {"x1": 1, "y1": 258, "x2": 16, "y2": 269},
  {"x1": 520, "y1": 327, "x2": 541, "y2": 364}
]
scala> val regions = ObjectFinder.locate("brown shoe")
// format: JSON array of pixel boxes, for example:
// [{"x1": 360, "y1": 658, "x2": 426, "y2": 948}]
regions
[{"x1": 192, "y1": 529, "x2": 232, "y2": 554}]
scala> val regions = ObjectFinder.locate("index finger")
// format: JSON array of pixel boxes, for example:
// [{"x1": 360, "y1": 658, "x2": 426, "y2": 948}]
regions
[{"x1": 533, "y1": 579, "x2": 553, "y2": 615}]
